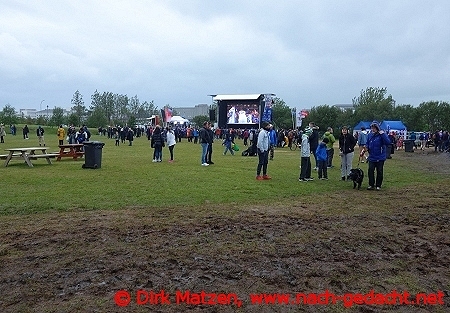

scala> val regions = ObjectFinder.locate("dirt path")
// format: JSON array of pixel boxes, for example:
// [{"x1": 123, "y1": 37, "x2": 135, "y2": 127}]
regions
[{"x1": 0, "y1": 151, "x2": 449, "y2": 313}]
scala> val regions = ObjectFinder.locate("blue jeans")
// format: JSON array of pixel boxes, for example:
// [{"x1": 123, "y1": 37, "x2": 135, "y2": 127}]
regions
[
  {"x1": 256, "y1": 150, "x2": 269, "y2": 176},
  {"x1": 201, "y1": 143, "x2": 209, "y2": 164},
  {"x1": 154, "y1": 146, "x2": 162, "y2": 160}
]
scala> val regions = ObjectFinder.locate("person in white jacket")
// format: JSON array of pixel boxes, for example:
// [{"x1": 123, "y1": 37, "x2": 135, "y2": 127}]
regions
[
  {"x1": 256, "y1": 122, "x2": 272, "y2": 180},
  {"x1": 299, "y1": 127, "x2": 313, "y2": 182},
  {"x1": 166, "y1": 126, "x2": 176, "y2": 163}
]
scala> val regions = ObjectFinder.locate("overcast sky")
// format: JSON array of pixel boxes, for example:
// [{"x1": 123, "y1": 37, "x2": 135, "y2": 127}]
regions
[{"x1": 1, "y1": 0, "x2": 449, "y2": 112}]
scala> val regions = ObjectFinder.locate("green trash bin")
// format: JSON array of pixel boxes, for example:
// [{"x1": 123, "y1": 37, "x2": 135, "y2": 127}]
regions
[{"x1": 82, "y1": 141, "x2": 105, "y2": 169}]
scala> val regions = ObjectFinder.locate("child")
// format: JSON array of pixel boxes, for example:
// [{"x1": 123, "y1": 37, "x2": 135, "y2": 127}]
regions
[
  {"x1": 316, "y1": 138, "x2": 329, "y2": 180},
  {"x1": 114, "y1": 131, "x2": 119, "y2": 146},
  {"x1": 299, "y1": 127, "x2": 313, "y2": 182}
]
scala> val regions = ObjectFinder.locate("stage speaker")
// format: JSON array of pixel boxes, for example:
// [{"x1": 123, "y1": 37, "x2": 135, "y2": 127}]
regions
[{"x1": 209, "y1": 109, "x2": 216, "y2": 121}]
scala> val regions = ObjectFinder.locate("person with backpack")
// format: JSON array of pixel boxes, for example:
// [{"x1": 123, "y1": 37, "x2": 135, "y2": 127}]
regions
[{"x1": 75, "y1": 127, "x2": 87, "y2": 144}]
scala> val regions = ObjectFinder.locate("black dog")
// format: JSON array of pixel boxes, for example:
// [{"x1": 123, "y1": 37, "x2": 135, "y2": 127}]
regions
[{"x1": 348, "y1": 168, "x2": 364, "y2": 190}]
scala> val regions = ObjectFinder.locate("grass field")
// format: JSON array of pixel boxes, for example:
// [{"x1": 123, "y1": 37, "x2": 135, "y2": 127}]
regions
[
  {"x1": 0, "y1": 127, "x2": 442, "y2": 214},
  {"x1": 0, "y1": 126, "x2": 449, "y2": 312}
]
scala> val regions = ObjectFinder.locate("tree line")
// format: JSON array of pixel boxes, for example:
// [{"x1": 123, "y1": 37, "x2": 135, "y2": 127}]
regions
[
  {"x1": 1, "y1": 87, "x2": 449, "y2": 131},
  {"x1": 0, "y1": 90, "x2": 161, "y2": 128},
  {"x1": 272, "y1": 87, "x2": 450, "y2": 132}
]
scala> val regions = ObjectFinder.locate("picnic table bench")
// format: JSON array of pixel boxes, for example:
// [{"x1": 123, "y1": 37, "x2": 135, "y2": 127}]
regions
[
  {"x1": 3, "y1": 147, "x2": 58, "y2": 167},
  {"x1": 56, "y1": 144, "x2": 84, "y2": 161}
]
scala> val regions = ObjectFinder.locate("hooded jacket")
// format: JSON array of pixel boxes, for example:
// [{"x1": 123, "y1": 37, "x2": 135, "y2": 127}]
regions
[
  {"x1": 367, "y1": 131, "x2": 391, "y2": 162},
  {"x1": 323, "y1": 131, "x2": 335, "y2": 150}
]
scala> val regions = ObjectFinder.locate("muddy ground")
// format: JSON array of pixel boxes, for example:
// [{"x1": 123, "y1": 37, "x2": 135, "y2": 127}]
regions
[{"x1": 1, "y1": 151, "x2": 449, "y2": 313}]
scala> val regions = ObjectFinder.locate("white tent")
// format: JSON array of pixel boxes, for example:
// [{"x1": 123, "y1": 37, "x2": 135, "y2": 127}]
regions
[{"x1": 169, "y1": 115, "x2": 189, "y2": 124}]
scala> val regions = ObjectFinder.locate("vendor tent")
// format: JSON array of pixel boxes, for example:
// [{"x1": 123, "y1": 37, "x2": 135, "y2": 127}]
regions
[
  {"x1": 169, "y1": 115, "x2": 189, "y2": 124},
  {"x1": 353, "y1": 121, "x2": 372, "y2": 130},
  {"x1": 379, "y1": 120, "x2": 407, "y2": 132}
]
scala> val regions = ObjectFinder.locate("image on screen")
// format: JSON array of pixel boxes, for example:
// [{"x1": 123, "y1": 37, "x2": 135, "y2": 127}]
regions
[{"x1": 226, "y1": 103, "x2": 260, "y2": 125}]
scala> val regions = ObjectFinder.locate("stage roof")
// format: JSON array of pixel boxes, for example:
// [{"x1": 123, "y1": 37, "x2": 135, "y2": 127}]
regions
[{"x1": 213, "y1": 94, "x2": 264, "y2": 101}]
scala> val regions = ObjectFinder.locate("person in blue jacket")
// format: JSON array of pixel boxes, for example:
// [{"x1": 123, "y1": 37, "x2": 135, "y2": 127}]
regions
[{"x1": 366, "y1": 121, "x2": 391, "y2": 190}]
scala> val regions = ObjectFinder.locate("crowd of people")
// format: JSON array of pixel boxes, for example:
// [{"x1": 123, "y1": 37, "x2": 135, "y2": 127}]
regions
[{"x1": 1, "y1": 120, "x2": 447, "y2": 189}]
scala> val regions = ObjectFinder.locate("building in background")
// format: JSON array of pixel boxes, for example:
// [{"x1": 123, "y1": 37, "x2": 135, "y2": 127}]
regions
[
  {"x1": 19, "y1": 109, "x2": 37, "y2": 119},
  {"x1": 172, "y1": 104, "x2": 209, "y2": 120}
]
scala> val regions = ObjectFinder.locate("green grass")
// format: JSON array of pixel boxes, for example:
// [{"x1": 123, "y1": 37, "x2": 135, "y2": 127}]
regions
[{"x1": 0, "y1": 126, "x2": 444, "y2": 215}]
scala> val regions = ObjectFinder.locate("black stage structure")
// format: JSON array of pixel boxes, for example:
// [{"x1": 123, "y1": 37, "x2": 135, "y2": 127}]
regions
[{"x1": 213, "y1": 94, "x2": 275, "y2": 129}]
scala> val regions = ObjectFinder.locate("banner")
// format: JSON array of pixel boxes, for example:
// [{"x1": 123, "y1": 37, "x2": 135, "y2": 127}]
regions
[
  {"x1": 164, "y1": 107, "x2": 173, "y2": 123},
  {"x1": 261, "y1": 94, "x2": 273, "y2": 123}
]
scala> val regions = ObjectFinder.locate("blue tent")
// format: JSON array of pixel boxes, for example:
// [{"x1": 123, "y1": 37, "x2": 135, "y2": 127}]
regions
[
  {"x1": 379, "y1": 120, "x2": 407, "y2": 132},
  {"x1": 353, "y1": 121, "x2": 372, "y2": 131}
]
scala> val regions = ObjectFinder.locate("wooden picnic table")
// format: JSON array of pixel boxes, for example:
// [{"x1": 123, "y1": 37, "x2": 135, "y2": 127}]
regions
[
  {"x1": 2, "y1": 147, "x2": 58, "y2": 167},
  {"x1": 56, "y1": 144, "x2": 84, "y2": 161}
]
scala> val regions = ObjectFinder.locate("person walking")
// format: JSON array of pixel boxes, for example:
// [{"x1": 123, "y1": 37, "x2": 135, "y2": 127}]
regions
[
  {"x1": 37, "y1": 126, "x2": 46, "y2": 146},
  {"x1": 256, "y1": 122, "x2": 271, "y2": 180},
  {"x1": 366, "y1": 121, "x2": 391, "y2": 190},
  {"x1": 338, "y1": 126, "x2": 356, "y2": 181},
  {"x1": 223, "y1": 129, "x2": 235, "y2": 155},
  {"x1": 199, "y1": 121, "x2": 210, "y2": 166},
  {"x1": 357, "y1": 127, "x2": 368, "y2": 163},
  {"x1": 166, "y1": 126, "x2": 176, "y2": 162}
]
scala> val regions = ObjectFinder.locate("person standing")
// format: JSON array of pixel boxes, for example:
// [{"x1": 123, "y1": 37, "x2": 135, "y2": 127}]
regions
[
  {"x1": 366, "y1": 121, "x2": 391, "y2": 190},
  {"x1": 206, "y1": 122, "x2": 214, "y2": 164},
  {"x1": 166, "y1": 126, "x2": 176, "y2": 162},
  {"x1": 256, "y1": 122, "x2": 271, "y2": 180},
  {"x1": 151, "y1": 125, "x2": 164, "y2": 162},
  {"x1": 308, "y1": 122, "x2": 319, "y2": 169},
  {"x1": 57, "y1": 125, "x2": 65, "y2": 146},
  {"x1": 23, "y1": 125, "x2": 30, "y2": 139},
  {"x1": 127, "y1": 128, "x2": 134, "y2": 146},
  {"x1": 323, "y1": 127, "x2": 336, "y2": 168},
  {"x1": 0, "y1": 123, "x2": 6, "y2": 143},
  {"x1": 338, "y1": 126, "x2": 356, "y2": 181},
  {"x1": 268, "y1": 125, "x2": 277, "y2": 160},
  {"x1": 299, "y1": 127, "x2": 313, "y2": 182},
  {"x1": 199, "y1": 121, "x2": 210, "y2": 166},
  {"x1": 316, "y1": 137, "x2": 329, "y2": 180},
  {"x1": 75, "y1": 127, "x2": 87, "y2": 144},
  {"x1": 37, "y1": 126, "x2": 45, "y2": 146}
]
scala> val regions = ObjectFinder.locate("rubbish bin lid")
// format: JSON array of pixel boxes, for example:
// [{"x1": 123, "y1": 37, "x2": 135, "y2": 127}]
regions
[{"x1": 83, "y1": 141, "x2": 105, "y2": 147}]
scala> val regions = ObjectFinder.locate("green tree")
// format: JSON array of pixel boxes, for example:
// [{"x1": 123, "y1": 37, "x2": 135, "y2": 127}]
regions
[
  {"x1": 272, "y1": 97, "x2": 292, "y2": 129},
  {"x1": 392, "y1": 104, "x2": 423, "y2": 131},
  {"x1": 0, "y1": 104, "x2": 18, "y2": 125},
  {"x1": 352, "y1": 87, "x2": 395, "y2": 122},
  {"x1": 71, "y1": 90, "x2": 86, "y2": 126},
  {"x1": 305, "y1": 105, "x2": 342, "y2": 131},
  {"x1": 85, "y1": 107, "x2": 108, "y2": 128},
  {"x1": 191, "y1": 115, "x2": 209, "y2": 127},
  {"x1": 50, "y1": 107, "x2": 66, "y2": 127},
  {"x1": 418, "y1": 101, "x2": 450, "y2": 132}
]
